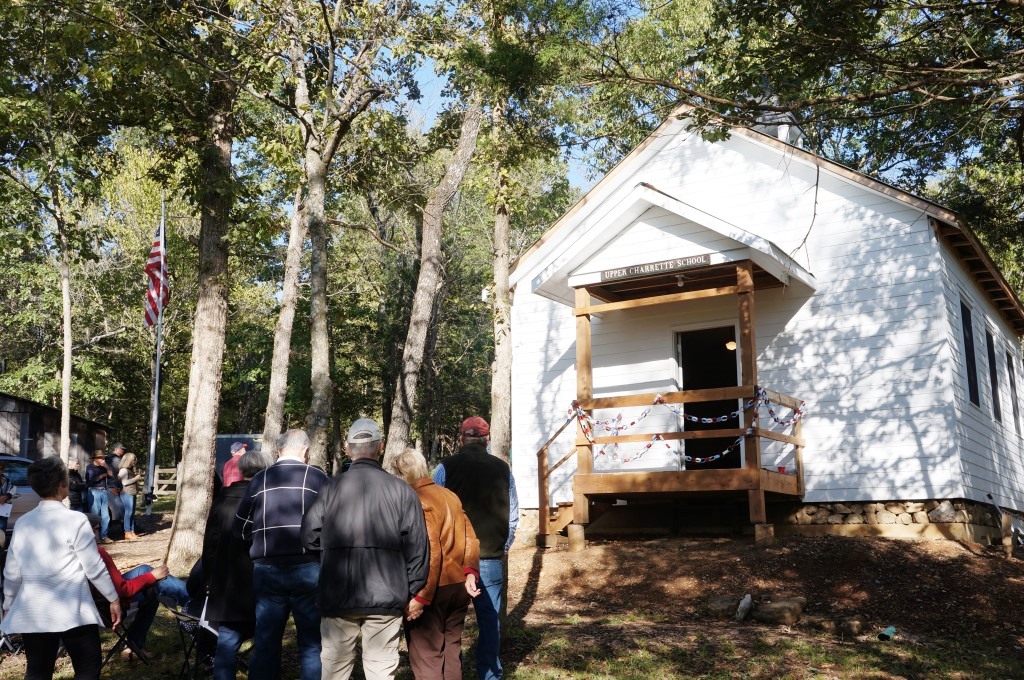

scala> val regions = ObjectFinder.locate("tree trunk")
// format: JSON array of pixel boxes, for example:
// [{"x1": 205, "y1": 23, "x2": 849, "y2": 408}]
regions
[
  {"x1": 164, "y1": 75, "x2": 236, "y2": 575},
  {"x1": 261, "y1": 189, "x2": 307, "y2": 455},
  {"x1": 329, "y1": 336, "x2": 345, "y2": 474},
  {"x1": 305, "y1": 162, "x2": 333, "y2": 471},
  {"x1": 58, "y1": 223, "x2": 73, "y2": 464},
  {"x1": 490, "y1": 169, "x2": 512, "y2": 463},
  {"x1": 382, "y1": 99, "x2": 484, "y2": 469}
]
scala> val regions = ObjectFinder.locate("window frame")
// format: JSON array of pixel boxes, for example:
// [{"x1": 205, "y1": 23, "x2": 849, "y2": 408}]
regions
[
  {"x1": 985, "y1": 329, "x2": 1003, "y2": 423},
  {"x1": 1007, "y1": 347, "x2": 1022, "y2": 437},
  {"x1": 960, "y1": 300, "x2": 981, "y2": 407}
]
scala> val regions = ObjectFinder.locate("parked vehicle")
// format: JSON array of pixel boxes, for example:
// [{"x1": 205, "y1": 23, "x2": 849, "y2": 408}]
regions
[{"x1": 0, "y1": 455, "x2": 40, "y2": 529}]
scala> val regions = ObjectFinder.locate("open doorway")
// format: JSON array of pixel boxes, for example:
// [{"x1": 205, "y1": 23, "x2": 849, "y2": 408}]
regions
[{"x1": 676, "y1": 326, "x2": 740, "y2": 469}]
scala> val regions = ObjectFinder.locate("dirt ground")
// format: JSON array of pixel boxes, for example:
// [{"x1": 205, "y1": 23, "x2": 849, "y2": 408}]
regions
[{"x1": 107, "y1": 511, "x2": 1024, "y2": 664}]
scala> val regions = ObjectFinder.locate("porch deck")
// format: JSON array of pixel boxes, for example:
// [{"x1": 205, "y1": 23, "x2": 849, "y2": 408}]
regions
[
  {"x1": 536, "y1": 261, "x2": 807, "y2": 544},
  {"x1": 574, "y1": 467, "x2": 801, "y2": 498}
]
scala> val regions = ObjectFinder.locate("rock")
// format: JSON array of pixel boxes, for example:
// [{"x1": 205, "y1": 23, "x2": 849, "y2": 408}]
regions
[
  {"x1": 875, "y1": 511, "x2": 897, "y2": 525},
  {"x1": 848, "y1": 503, "x2": 864, "y2": 514},
  {"x1": 708, "y1": 596, "x2": 738, "y2": 620},
  {"x1": 885, "y1": 502, "x2": 906, "y2": 515},
  {"x1": 833, "y1": 503, "x2": 853, "y2": 514},
  {"x1": 913, "y1": 511, "x2": 929, "y2": 524},
  {"x1": 954, "y1": 502, "x2": 965, "y2": 510},
  {"x1": 736, "y1": 594, "x2": 753, "y2": 621},
  {"x1": 928, "y1": 500, "x2": 957, "y2": 523},
  {"x1": 865, "y1": 512, "x2": 878, "y2": 525},
  {"x1": 802, "y1": 615, "x2": 836, "y2": 634},
  {"x1": 797, "y1": 510, "x2": 813, "y2": 525},
  {"x1": 955, "y1": 510, "x2": 970, "y2": 523},
  {"x1": 844, "y1": 514, "x2": 865, "y2": 524},
  {"x1": 838, "y1": 616, "x2": 866, "y2": 636},
  {"x1": 813, "y1": 512, "x2": 829, "y2": 525},
  {"x1": 751, "y1": 597, "x2": 806, "y2": 625},
  {"x1": 904, "y1": 502, "x2": 925, "y2": 513},
  {"x1": 827, "y1": 514, "x2": 844, "y2": 524},
  {"x1": 925, "y1": 500, "x2": 941, "y2": 511},
  {"x1": 898, "y1": 513, "x2": 912, "y2": 525}
]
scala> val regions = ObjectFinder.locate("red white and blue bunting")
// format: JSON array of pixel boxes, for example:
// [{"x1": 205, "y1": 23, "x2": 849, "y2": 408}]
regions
[{"x1": 563, "y1": 388, "x2": 806, "y2": 465}]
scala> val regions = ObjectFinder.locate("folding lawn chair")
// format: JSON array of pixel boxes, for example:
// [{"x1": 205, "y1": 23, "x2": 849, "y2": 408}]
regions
[
  {"x1": 95, "y1": 590, "x2": 149, "y2": 670},
  {"x1": 162, "y1": 596, "x2": 248, "y2": 680}
]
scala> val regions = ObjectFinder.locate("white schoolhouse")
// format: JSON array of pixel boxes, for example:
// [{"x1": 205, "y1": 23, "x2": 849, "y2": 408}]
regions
[{"x1": 509, "y1": 110, "x2": 1024, "y2": 542}]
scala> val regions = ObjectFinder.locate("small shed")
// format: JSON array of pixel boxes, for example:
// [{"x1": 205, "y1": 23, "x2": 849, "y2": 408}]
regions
[
  {"x1": 509, "y1": 111, "x2": 1024, "y2": 543},
  {"x1": 0, "y1": 391, "x2": 112, "y2": 462}
]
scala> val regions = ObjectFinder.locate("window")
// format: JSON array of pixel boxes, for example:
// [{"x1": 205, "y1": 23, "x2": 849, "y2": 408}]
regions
[
  {"x1": 1008, "y1": 350, "x2": 1022, "y2": 436},
  {"x1": 986, "y1": 330, "x2": 1002, "y2": 423},
  {"x1": 960, "y1": 301, "x2": 980, "y2": 406}
]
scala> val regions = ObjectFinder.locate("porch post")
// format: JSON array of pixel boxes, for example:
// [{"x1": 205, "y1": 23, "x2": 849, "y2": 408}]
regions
[
  {"x1": 737, "y1": 261, "x2": 768, "y2": 533},
  {"x1": 574, "y1": 287, "x2": 593, "y2": 525}
]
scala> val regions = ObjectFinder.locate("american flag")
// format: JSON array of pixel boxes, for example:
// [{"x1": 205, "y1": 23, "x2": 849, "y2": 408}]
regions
[{"x1": 143, "y1": 224, "x2": 168, "y2": 327}]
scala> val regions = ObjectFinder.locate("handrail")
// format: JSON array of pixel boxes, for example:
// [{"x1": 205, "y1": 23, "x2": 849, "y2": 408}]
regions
[{"x1": 536, "y1": 416, "x2": 578, "y2": 533}]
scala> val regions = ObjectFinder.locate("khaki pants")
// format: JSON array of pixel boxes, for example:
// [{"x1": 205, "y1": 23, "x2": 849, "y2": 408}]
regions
[{"x1": 320, "y1": 614, "x2": 401, "y2": 680}]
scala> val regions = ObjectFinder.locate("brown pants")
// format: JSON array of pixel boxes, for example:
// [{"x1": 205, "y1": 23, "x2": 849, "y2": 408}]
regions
[{"x1": 404, "y1": 583, "x2": 471, "y2": 680}]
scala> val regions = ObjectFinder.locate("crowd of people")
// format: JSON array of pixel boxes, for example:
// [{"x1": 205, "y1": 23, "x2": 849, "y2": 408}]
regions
[{"x1": 0, "y1": 414, "x2": 519, "y2": 680}]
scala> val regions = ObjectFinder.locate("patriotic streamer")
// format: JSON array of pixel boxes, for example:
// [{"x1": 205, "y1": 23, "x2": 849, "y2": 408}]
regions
[{"x1": 566, "y1": 388, "x2": 806, "y2": 464}]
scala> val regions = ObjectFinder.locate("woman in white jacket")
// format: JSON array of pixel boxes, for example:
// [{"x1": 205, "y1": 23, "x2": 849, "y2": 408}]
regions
[{"x1": 1, "y1": 456, "x2": 121, "y2": 680}]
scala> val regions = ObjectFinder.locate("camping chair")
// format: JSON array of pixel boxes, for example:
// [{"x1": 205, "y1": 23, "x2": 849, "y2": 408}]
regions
[
  {"x1": 162, "y1": 596, "x2": 248, "y2": 680},
  {"x1": 95, "y1": 590, "x2": 149, "y2": 669}
]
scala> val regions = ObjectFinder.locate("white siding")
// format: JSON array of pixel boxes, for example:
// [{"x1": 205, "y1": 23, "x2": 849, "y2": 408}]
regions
[
  {"x1": 510, "y1": 291, "x2": 579, "y2": 508},
  {"x1": 938, "y1": 244, "x2": 1024, "y2": 512}
]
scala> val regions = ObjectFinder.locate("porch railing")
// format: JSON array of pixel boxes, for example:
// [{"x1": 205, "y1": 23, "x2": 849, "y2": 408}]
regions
[{"x1": 535, "y1": 385, "x2": 805, "y2": 537}]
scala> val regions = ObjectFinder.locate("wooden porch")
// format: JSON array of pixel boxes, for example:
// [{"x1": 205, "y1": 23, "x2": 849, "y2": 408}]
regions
[{"x1": 536, "y1": 260, "x2": 806, "y2": 545}]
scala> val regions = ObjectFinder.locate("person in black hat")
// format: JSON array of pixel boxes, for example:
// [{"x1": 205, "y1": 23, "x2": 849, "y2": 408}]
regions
[{"x1": 86, "y1": 450, "x2": 114, "y2": 544}]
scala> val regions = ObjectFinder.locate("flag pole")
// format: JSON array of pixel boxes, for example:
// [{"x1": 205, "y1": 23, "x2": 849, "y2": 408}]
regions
[{"x1": 144, "y1": 191, "x2": 166, "y2": 515}]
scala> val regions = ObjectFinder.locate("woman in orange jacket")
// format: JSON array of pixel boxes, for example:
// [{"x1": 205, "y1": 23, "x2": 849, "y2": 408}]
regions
[{"x1": 391, "y1": 448, "x2": 480, "y2": 680}]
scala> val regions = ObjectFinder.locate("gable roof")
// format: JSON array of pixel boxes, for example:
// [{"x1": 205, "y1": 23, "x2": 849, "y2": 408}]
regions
[
  {"x1": 512, "y1": 108, "x2": 1024, "y2": 335},
  {"x1": 540, "y1": 181, "x2": 817, "y2": 306}
]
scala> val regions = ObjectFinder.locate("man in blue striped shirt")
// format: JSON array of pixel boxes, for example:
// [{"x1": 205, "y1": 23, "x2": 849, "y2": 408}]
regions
[{"x1": 234, "y1": 429, "x2": 328, "y2": 680}]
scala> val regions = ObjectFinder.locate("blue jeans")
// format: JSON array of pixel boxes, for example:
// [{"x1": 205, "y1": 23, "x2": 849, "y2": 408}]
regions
[
  {"x1": 89, "y1": 489, "x2": 109, "y2": 539},
  {"x1": 474, "y1": 559, "x2": 504, "y2": 680},
  {"x1": 122, "y1": 493, "x2": 136, "y2": 533},
  {"x1": 121, "y1": 565, "x2": 191, "y2": 650},
  {"x1": 213, "y1": 623, "x2": 249, "y2": 680},
  {"x1": 250, "y1": 561, "x2": 321, "y2": 680}
]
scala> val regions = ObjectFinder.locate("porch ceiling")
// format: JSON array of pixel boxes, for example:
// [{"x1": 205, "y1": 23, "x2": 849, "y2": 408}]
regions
[{"x1": 583, "y1": 261, "x2": 784, "y2": 303}]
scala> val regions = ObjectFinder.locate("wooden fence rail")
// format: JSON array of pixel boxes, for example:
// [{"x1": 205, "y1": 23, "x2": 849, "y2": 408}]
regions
[{"x1": 153, "y1": 465, "x2": 179, "y2": 496}]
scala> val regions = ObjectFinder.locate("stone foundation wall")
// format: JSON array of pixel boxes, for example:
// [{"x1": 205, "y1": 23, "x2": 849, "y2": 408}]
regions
[{"x1": 782, "y1": 499, "x2": 999, "y2": 528}]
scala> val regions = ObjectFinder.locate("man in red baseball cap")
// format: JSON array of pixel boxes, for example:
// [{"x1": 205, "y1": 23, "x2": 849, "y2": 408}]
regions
[{"x1": 431, "y1": 416, "x2": 518, "y2": 680}]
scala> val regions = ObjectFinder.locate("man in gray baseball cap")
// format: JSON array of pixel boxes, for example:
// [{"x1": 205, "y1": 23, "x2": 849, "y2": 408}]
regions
[{"x1": 302, "y1": 418, "x2": 428, "y2": 679}]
